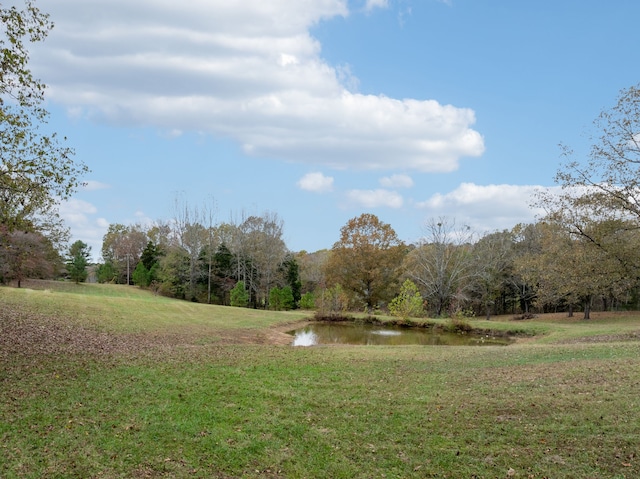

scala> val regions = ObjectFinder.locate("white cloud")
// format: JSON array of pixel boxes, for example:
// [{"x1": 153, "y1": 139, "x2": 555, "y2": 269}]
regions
[
  {"x1": 365, "y1": 0, "x2": 389, "y2": 11},
  {"x1": 58, "y1": 198, "x2": 107, "y2": 259},
  {"x1": 30, "y1": 1, "x2": 484, "y2": 173},
  {"x1": 380, "y1": 174, "x2": 414, "y2": 189},
  {"x1": 298, "y1": 172, "x2": 334, "y2": 193},
  {"x1": 347, "y1": 189, "x2": 403, "y2": 208},
  {"x1": 416, "y1": 183, "x2": 547, "y2": 232}
]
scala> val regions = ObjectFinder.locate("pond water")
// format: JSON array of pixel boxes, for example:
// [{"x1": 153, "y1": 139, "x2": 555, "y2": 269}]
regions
[{"x1": 288, "y1": 322, "x2": 512, "y2": 347}]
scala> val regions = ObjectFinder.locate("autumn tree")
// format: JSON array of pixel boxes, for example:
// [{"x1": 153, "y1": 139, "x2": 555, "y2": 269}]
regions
[
  {"x1": 325, "y1": 213, "x2": 405, "y2": 312},
  {"x1": 525, "y1": 220, "x2": 633, "y2": 318},
  {"x1": 405, "y1": 217, "x2": 475, "y2": 317},
  {"x1": 67, "y1": 240, "x2": 90, "y2": 283},
  {"x1": 470, "y1": 230, "x2": 515, "y2": 319},
  {"x1": 0, "y1": 227, "x2": 59, "y2": 287},
  {"x1": 297, "y1": 249, "x2": 329, "y2": 293},
  {"x1": 538, "y1": 84, "x2": 640, "y2": 277},
  {"x1": 0, "y1": 1, "x2": 87, "y2": 234},
  {"x1": 100, "y1": 224, "x2": 148, "y2": 284},
  {"x1": 511, "y1": 223, "x2": 545, "y2": 313}
]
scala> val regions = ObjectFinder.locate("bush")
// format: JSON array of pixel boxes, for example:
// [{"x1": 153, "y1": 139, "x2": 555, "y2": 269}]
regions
[
  {"x1": 389, "y1": 280, "x2": 424, "y2": 319},
  {"x1": 316, "y1": 285, "x2": 349, "y2": 316},
  {"x1": 269, "y1": 286, "x2": 294, "y2": 311},
  {"x1": 445, "y1": 317, "x2": 474, "y2": 333},
  {"x1": 299, "y1": 291, "x2": 315, "y2": 310}
]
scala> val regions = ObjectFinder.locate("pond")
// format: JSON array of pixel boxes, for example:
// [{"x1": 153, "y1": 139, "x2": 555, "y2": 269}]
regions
[{"x1": 288, "y1": 322, "x2": 513, "y2": 346}]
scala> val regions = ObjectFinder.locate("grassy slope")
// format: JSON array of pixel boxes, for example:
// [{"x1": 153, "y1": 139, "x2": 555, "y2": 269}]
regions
[{"x1": 1, "y1": 282, "x2": 639, "y2": 478}]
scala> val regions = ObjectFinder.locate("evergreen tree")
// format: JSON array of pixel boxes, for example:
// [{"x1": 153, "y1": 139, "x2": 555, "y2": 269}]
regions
[
  {"x1": 67, "y1": 240, "x2": 90, "y2": 284},
  {"x1": 132, "y1": 262, "x2": 151, "y2": 287},
  {"x1": 230, "y1": 280, "x2": 249, "y2": 307},
  {"x1": 282, "y1": 255, "x2": 302, "y2": 308}
]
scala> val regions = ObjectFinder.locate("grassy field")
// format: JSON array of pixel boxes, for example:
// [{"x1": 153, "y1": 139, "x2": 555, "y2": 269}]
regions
[{"x1": 1, "y1": 281, "x2": 639, "y2": 478}]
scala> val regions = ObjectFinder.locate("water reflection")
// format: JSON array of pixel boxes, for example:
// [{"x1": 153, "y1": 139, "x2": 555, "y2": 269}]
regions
[{"x1": 289, "y1": 322, "x2": 511, "y2": 347}]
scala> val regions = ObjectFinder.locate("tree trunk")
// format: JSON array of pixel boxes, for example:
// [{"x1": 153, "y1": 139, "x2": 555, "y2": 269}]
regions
[{"x1": 583, "y1": 296, "x2": 591, "y2": 320}]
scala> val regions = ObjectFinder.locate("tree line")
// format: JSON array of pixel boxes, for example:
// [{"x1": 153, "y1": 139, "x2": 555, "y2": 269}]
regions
[
  {"x1": 74, "y1": 205, "x2": 640, "y2": 319},
  {"x1": 93, "y1": 207, "x2": 301, "y2": 309}
]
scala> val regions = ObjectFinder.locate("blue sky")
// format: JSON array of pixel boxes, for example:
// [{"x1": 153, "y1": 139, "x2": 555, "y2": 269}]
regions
[{"x1": 25, "y1": 0, "x2": 640, "y2": 258}]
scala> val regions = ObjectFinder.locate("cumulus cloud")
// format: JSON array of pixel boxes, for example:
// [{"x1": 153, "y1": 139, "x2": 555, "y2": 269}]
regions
[
  {"x1": 58, "y1": 198, "x2": 108, "y2": 259},
  {"x1": 30, "y1": 1, "x2": 484, "y2": 172},
  {"x1": 380, "y1": 174, "x2": 414, "y2": 188},
  {"x1": 298, "y1": 172, "x2": 334, "y2": 193},
  {"x1": 416, "y1": 183, "x2": 547, "y2": 232},
  {"x1": 347, "y1": 189, "x2": 403, "y2": 208}
]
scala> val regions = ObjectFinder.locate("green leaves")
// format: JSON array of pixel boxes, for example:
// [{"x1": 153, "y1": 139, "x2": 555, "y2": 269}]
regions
[{"x1": 0, "y1": 1, "x2": 88, "y2": 236}]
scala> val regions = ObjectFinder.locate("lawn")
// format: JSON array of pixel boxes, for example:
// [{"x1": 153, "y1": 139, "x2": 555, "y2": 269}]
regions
[{"x1": 1, "y1": 281, "x2": 639, "y2": 478}]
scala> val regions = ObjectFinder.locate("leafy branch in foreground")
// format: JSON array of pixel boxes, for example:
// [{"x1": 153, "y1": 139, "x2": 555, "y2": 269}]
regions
[{"x1": 0, "y1": 1, "x2": 88, "y2": 234}]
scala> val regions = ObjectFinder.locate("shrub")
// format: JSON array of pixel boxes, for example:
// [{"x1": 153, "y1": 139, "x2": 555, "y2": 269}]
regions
[
  {"x1": 299, "y1": 291, "x2": 315, "y2": 310},
  {"x1": 445, "y1": 317, "x2": 474, "y2": 333},
  {"x1": 389, "y1": 279, "x2": 425, "y2": 319},
  {"x1": 269, "y1": 286, "x2": 294, "y2": 311}
]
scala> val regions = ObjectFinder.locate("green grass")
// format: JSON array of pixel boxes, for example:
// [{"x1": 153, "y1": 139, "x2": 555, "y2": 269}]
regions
[
  {"x1": 2, "y1": 282, "x2": 640, "y2": 478},
  {"x1": 8, "y1": 280, "x2": 310, "y2": 333}
]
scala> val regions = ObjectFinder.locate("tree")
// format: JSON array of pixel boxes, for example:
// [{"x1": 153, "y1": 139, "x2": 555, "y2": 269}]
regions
[
  {"x1": 470, "y1": 230, "x2": 515, "y2": 320},
  {"x1": 100, "y1": 224, "x2": 148, "y2": 284},
  {"x1": 0, "y1": 226, "x2": 59, "y2": 287},
  {"x1": 172, "y1": 198, "x2": 207, "y2": 300},
  {"x1": 157, "y1": 246, "x2": 190, "y2": 299},
  {"x1": 297, "y1": 249, "x2": 329, "y2": 292},
  {"x1": 389, "y1": 279, "x2": 425, "y2": 319},
  {"x1": 268, "y1": 286, "x2": 294, "y2": 311},
  {"x1": 405, "y1": 217, "x2": 475, "y2": 317},
  {"x1": 237, "y1": 212, "x2": 288, "y2": 308},
  {"x1": 96, "y1": 261, "x2": 118, "y2": 284},
  {"x1": 132, "y1": 262, "x2": 151, "y2": 287},
  {"x1": 282, "y1": 254, "x2": 302, "y2": 308},
  {"x1": 325, "y1": 213, "x2": 405, "y2": 312},
  {"x1": 230, "y1": 280, "x2": 249, "y2": 308},
  {"x1": 316, "y1": 284, "x2": 349, "y2": 316},
  {"x1": 0, "y1": 1, "x2": 88, "y2": 233},
  {"x1": 67, "y1": 240, "x2": 90, "y2": 283},
  {"x1": 299, "y1": 291, "x2": 316, "y2": 310},
  {"x1": 511, "y1": 223, "x2": 545, "y2": 314},
  {"x1": 210, "y1": 242, "x2": 235, "y2": 305},
  {"x1": 539, "y1": 83, "x2": 640, "y2": 276}
]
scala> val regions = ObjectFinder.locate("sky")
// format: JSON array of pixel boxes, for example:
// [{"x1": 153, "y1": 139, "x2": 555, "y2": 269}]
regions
[{"x1": 21, "y1": 0, "x2": 640, "y2": 259}]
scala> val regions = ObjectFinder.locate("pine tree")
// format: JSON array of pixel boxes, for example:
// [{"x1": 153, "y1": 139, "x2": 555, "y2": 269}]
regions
[{"x1": 67, "y1": 240, "x2": 90, "y2": 284}]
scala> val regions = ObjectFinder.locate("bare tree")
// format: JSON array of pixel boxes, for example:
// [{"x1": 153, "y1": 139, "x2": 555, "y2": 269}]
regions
[
  {"x1": 405, "y1": 217, "x2": 475, "y2": 317},
  {"x1": 470, "y1": 230, "x2": 514, "y2": 319},
  {"x1": 172, "y1": 195, "x2": 207, "y2": 300}
]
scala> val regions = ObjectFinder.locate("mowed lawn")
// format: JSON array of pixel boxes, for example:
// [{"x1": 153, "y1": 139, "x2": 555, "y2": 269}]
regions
[{"x1": 1, "y1": 282, "x2": 639, "y2": 478}]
